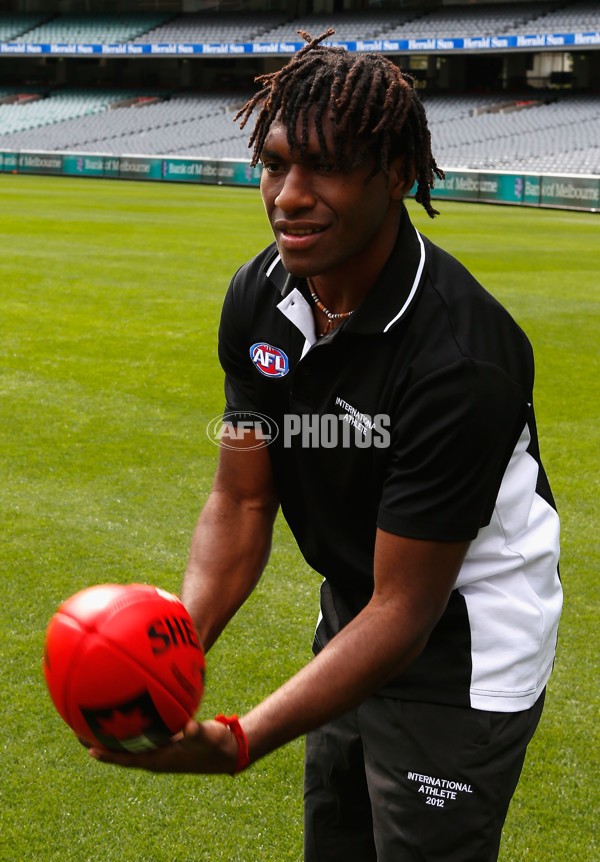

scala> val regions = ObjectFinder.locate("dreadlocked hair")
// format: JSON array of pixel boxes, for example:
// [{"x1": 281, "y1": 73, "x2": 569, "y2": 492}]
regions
[{"x1": 234, "y1": 29, "x2": 445, "y2": 218}]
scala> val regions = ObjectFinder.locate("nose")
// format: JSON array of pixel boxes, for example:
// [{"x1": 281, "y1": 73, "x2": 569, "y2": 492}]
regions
[{"x1": 273, "y1": 165, "x2": 316, "y2": 213}]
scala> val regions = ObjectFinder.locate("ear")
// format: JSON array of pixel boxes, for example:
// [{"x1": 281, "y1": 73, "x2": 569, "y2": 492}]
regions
[{"x1": 388, "y1": 155, "x2": 416, "y2": 200}]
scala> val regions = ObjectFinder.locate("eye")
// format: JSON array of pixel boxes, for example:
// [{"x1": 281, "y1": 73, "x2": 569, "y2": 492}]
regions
[{"x1": 261, "y1": 161, "x2": 281, "y2": 175}]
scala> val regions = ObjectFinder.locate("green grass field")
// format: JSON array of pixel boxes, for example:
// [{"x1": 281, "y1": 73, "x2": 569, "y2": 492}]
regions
[{"x1": 1, "y1": 174, "x2": 598, "y2": 861}]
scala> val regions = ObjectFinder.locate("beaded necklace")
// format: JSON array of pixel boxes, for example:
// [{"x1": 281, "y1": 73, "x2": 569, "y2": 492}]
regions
[{"x1": 307, "y1": 278, "x2": 355, "y2": 336}]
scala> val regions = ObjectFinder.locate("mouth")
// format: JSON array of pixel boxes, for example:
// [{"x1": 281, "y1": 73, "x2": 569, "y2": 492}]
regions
[
  {"x1": 283, "y1": 227, "x2": 324, "y2": 236},
  {"x1": 274, "y1": 221, "x2": 328, "y2": 250}
]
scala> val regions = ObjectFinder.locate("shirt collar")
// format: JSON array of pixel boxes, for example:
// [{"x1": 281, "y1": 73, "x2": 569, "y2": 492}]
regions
[
  {"x1": 262, "y1": 205, "x2": 427, "y2": 335},
  {"x1": 263, "y1": 247, "x2": 292, "y2": 295},
  {"x1": 344, "y1": 205, "x2": 426, "y2": 335}
]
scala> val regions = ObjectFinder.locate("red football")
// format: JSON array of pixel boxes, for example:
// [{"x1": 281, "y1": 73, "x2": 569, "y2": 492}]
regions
[{"x1": 43, "y1": 583, "x2": 205, "y2": 752}]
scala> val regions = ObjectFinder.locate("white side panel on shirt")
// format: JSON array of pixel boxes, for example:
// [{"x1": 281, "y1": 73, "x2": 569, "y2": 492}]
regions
[{"x1": 457, "y1": 422, "x2": 562, "y2": 712}]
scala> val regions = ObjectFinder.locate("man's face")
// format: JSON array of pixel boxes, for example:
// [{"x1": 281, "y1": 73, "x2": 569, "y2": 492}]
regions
[{"x1": 259, "y1": 112, "x2": 403, "y2": 283}]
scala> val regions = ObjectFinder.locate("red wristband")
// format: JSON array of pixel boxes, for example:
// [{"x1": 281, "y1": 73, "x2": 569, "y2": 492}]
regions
[{"x1": 214, "y1": 714, "x2": 251, "y2": 775}]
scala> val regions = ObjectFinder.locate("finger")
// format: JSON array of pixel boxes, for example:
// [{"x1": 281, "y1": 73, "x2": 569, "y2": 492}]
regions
[
  {"x1": 181, "y1": 717, "x2": 201, "y2": 738},
  {"x1": 86, "y1": 719, "x2": 200, "y2": 765},
  {"x1": 87, "y1": 723, "x2": 210, "y2": 772},
  {"x1": 88, "y1": 746, "x2": 137, "y2": 766},
  {"x1": 88, "y1": 743, "x2": 181, "y2": 772},
  {"x1": 86, "y1": 718, "x2": 239, "y2": 774}
]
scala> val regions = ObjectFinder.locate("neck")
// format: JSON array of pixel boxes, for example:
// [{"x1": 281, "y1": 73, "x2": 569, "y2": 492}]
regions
[
  {"x1": 308, "y1": 278, "x2": 356, "y2": 336},
  {"x1": 308, "y1": 208, "x2": 401, "y2": 313},
  {"x1": 308, "y1": 272, "x2": 368, "y2": 315}
]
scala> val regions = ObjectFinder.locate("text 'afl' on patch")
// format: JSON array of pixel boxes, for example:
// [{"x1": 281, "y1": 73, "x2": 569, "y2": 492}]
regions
[{"x1": 250, "y1": 342, "x2": 289, "y2": 378}]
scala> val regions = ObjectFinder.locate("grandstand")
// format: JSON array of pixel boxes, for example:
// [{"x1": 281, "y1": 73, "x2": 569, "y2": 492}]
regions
[
  {"x1": 132, "y1": 12, "x2": 290, "y2": 45},
  {"x1": 0, "y1": 92, "x2": 252, "y2": 158},
  {"x1": 0, "y1": 88, "x2": 144, "y2": 136},
  {"x1": 2, "y1": 4, "x2": 600, "y2": 45},
  {"x1": 0, "y1": 13, "x2": 51, "y2": 42},
  {"x1": 0, "y1": 87, "x2": 598, "y2": 176},
  {"x1": 422, "y1": 93, "x2": 600, "y2": 174},
  {"x1": 10, "y1": 13, "x2": 173, "y2": 44},
  {"x1": 509, "y1": 0, "x2": 600, "y2": 34},
  {"x1": 0, "y1": 2, "x2": 599, "y2": 179},
  {"x1": 249, "y1": 11, "x2": 417, "y2": 43}
]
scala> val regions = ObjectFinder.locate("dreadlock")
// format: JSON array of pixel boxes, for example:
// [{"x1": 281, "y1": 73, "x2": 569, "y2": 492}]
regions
[{"x1": 234, "y1": 29, "x2": 444, "y2": 218}]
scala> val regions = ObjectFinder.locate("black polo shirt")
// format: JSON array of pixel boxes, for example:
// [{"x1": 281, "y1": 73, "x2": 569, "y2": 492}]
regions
[{"x1": 217, "y1": 205, "x2": 562, "y2": 712}]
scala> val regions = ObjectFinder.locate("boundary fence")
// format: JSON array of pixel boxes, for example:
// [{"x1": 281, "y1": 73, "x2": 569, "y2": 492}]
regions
[{"x1": 1, "y1": 150, "x2": 598, "y2": 212}]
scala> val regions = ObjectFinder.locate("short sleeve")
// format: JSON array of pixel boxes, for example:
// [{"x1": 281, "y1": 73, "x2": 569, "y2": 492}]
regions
[{"x1": 217, "y1": 275, "x2": 259, "y2": 419}]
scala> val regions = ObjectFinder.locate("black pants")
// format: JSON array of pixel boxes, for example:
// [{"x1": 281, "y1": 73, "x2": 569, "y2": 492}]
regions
[{"x1": 304, "y1": 692, "x2": 545, "y2": 862}]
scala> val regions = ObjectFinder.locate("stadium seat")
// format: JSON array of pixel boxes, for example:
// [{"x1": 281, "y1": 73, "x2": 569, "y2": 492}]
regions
[{"x1": 1, "y1": 88, "x2": 598, "y2": 176}]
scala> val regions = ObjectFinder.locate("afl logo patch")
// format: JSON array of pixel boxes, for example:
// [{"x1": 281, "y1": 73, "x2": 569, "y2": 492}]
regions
[{"x1": 250, "y1": 342, "x2": 289, "y2": 378}]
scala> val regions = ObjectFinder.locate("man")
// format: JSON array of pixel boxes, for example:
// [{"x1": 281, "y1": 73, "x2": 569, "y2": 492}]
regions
[{"x1": 90, "y1": 32, "x2": 562, "y2": 862}]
